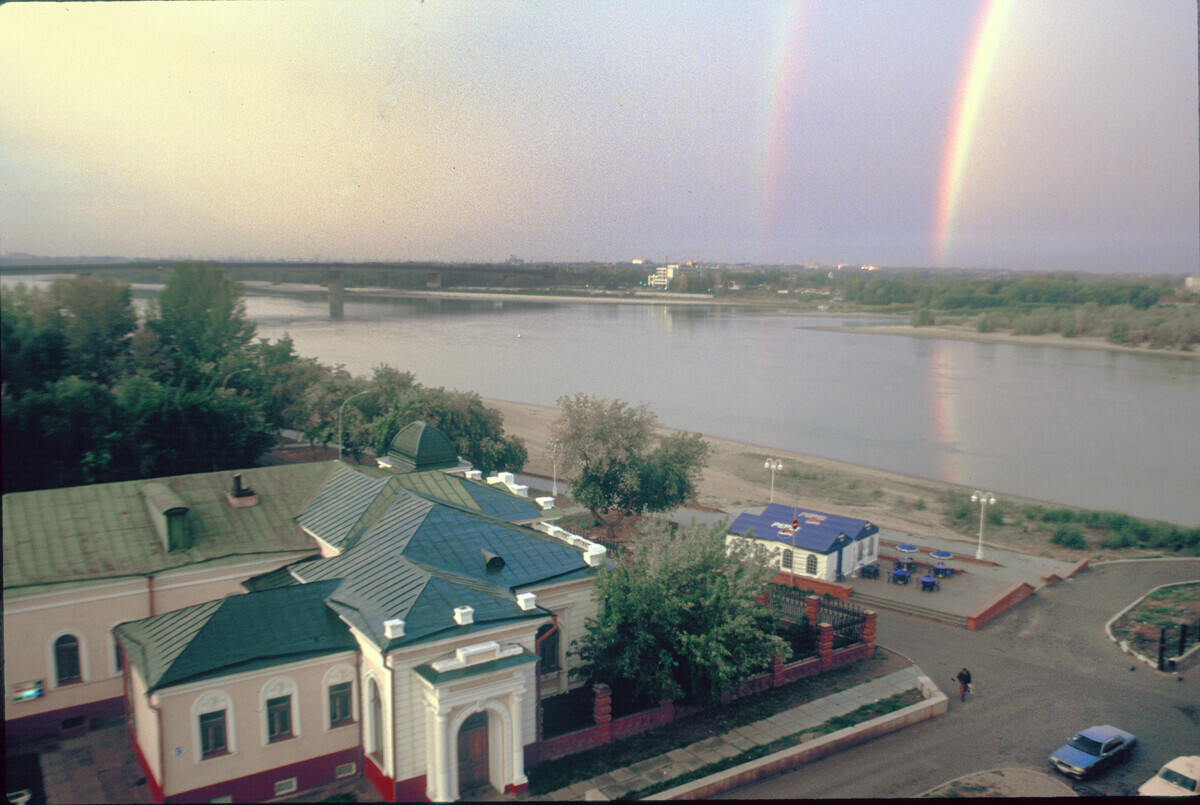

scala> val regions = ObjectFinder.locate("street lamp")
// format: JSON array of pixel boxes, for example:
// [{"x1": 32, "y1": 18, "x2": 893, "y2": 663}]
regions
[
  {"x1": 971, "y1": 491, "x2": 997, "y2": 560},
  {"x1": 220, "y1": 367, "x2": 251, "y2": 390},
  {"x1": 764, "y1": 458, "x2": 783, "y2": 503},
  {"x1": 547, "y1": 440, "x2": 561, "y2": 496},
  {"x1": 337, "y1": 391, "x2": 371, "y2": 461}
]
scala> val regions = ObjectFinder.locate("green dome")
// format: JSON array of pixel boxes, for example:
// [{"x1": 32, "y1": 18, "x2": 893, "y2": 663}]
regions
[{"x1": 383, "y1": 422, "x2": 461, "y2": 473}]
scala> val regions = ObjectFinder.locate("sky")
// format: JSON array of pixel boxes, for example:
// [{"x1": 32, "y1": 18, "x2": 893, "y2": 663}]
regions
[{"x1": 1, "y1": 1, "x2": 1196, "y2": 274}]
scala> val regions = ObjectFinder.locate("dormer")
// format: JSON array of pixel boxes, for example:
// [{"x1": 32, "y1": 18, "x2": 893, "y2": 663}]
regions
[{"x1": 140, "y1": 482, "x2": 192, "y2": 552}]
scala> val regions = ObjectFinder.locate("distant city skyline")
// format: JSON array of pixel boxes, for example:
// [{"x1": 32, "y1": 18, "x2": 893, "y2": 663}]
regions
[{"x1": 1, "y1": 1, "x2": 1196, "y2": 274}]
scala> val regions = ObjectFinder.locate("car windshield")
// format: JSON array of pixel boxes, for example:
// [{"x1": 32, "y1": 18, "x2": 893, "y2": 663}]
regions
[
  {"x1": 1160, "y1": 768, "x2": 1198, "y2": 791},
  {"x1": 1068, "y1": 735, "x2": 1103, "y2": 755}
]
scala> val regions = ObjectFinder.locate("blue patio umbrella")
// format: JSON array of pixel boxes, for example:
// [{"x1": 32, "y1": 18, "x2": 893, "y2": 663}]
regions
[
  {"x1": 929, "y1": 550, "x2": 953, "y2": 561},
  {"x1": 896, "y1": 543, "x2": 919, "y2": 554}
]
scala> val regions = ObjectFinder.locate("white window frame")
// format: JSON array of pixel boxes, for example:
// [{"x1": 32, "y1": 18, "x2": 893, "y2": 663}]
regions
[
  {"x1": 47, "y1": 629, "x2": 88, "y2": 689},
  {"x1": 192, "y1": 690, "x2": 236, "y2": 763},
  {"x1": 259, "y1": 676, "x2": 301, "y2": 746},
  {"x1": 322, "y1": 665, "x2": 358, "y2": 731}
]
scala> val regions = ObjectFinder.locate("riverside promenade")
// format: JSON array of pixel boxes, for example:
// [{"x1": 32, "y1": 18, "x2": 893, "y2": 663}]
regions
[{"x1": 527, "y1": 665, "x2": 942, "y2": 801}]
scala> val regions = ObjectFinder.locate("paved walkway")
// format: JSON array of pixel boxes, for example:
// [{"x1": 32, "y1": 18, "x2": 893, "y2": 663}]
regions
[{"x1": 529, "y1": 666, "x2": 926, "y2": 801}]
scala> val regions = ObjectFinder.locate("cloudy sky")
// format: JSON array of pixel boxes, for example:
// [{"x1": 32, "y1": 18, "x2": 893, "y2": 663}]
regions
[{"x1": 1, "y1": 1, "x2": 1196, "y2": 273}]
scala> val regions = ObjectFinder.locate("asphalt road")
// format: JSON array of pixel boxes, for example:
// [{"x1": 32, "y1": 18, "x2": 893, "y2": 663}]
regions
[{"x1": 718, "y1": 558, "x2": 1200, "y2": 799}]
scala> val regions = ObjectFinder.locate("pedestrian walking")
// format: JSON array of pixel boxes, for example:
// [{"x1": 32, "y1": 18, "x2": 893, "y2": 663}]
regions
[{"x1": 956, "y1": 667, "x2": 972, "y2": 703}]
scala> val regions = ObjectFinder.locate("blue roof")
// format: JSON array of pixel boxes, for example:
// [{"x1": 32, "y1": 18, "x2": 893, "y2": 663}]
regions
[{"x1": 729, "y1": 504, "x2": 878, "y2": 554}]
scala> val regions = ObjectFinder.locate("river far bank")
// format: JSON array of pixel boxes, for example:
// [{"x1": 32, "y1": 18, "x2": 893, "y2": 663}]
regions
[
  {"x1": 252, "y1": 280, "x2": 1198, "y2": 359},
  {"x1": 486, "y1": 398, "x2": 1191, "y2": 561}
]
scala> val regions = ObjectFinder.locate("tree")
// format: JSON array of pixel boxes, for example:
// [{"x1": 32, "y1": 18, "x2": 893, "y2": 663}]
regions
[
  {"x1": 48, "y1": 274, "x2": 137, "y2": 384},
  {"x1": 146, "y1": 263, "x2": 257, "y2": 382},
  {"x1": 550, "y1": 394, "x2": 710, "y2": 536},
  {"x1": 570, "y1": 518, "x2": 788, "y2": 706}
]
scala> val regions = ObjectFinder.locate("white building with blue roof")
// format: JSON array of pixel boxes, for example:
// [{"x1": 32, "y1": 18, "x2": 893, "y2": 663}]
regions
[{"x1": 727, "y1": 503, "x2": 880, "y2": 583}]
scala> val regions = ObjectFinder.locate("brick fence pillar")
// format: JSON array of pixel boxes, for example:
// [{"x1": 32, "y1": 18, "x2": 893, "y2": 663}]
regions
[
  {"x1": 659, "y1": 698, "x2": 675, "y2": 726},
  {"x1": 772, "y1": 654, "x2": 786, "y2": 688},
  {"x1": 805, "y1": 594, "x2": 821, "y2": 626},
  {"x1": 593, "y1": 683, "x2": 612, "y2": 743},
  {"x1": 817, "y1": 622, "x2": 835, "y2": 669},
  {"x1": 862, "y1": 610, "x2": 878, "y2": 648}
]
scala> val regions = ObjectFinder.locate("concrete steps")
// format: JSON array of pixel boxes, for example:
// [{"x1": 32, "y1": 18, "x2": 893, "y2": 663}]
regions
[{"x1": 849, "y1": 589, "x2": 969, "y2": 628}]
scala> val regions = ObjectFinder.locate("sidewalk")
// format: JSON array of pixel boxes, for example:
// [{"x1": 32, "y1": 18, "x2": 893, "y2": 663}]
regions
[{"x1": 527, "y1": 665, "x2": 928, "y2": 801}]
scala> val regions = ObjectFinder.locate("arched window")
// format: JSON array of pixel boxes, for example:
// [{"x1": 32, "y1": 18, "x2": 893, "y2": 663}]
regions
[
  {"x1": 805, "y1": 554, "x2": 818, "y2": 575},
  {"x1": 537, "y1": 623, "x2": 560, "y2": 672},
  {"x1": 856, "y1": 541, "x2": 864, "y2": 561},
  {"x1": 781, "y1": 549, "x2": 793, "y2": 570},
  {"x1": 260, "y1": 677, "x2": 300, "y2": 744},
  {"x1": 55, "y1": 635, "x2": 82, "y2": 685}
]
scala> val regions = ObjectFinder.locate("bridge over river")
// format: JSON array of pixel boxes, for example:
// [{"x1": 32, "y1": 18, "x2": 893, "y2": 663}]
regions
[{"x1": 0, "y1": 260, "x2": 563, "y2": 318}]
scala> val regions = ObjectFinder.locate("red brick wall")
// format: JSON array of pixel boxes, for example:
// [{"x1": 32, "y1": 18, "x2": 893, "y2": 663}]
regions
[
  {"x1": 967, "y1": 582, "x2": 1034, "y2": 629},
  {"x1": 164, "y1": 747, "x2": 360, "y2": 804}
]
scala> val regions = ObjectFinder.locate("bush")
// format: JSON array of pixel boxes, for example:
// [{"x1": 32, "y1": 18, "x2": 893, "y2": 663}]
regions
[
  {"x1": 944, "y1": 496, "x2": 973, "y2": 524},
  {"x1": 1051, "y1": 524, "x2": 1086, "y2": 549},
  {"x1": 986, "y1": 505, "x2": 1004, "y2": 526}
]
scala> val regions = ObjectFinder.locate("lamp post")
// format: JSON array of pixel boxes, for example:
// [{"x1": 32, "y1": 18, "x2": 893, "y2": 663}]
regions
[
  {"x1": 971, "y1": 491, "x2": 997, "y2": 560},
  {"x1": 220, "y1": 367, "x2": 251, "y2": 390},
  {"x1": 547, "y1": 440, "x2": 561, "y2": 496},
  {"x1": 337, "y1": 391, "x2": 371, "y2": 461},
  {"x1": 764, "y1": 458, "x2": 783, "y2": 503}
]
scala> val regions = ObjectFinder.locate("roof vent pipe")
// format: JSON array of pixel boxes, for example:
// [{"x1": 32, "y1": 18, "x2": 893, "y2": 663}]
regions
[{"x1": 481, "y1": 549, "x2": 506, "y2": 572}]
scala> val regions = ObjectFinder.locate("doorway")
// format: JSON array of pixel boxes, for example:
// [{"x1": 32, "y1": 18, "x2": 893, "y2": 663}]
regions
[{"x1": 456, "y1": 711, "x2": 489, "y2": 794}]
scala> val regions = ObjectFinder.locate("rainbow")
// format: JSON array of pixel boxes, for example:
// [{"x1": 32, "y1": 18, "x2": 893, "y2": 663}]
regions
[
  {"x1": 934, "y1": 0, "x2": 1015, "y2": 267},
  {"x1": 760, "y1": 2, "x2": 810, "y2": 243}
]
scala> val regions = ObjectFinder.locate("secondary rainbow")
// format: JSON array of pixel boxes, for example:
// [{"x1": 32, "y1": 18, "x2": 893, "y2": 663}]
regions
[
  {"x1": 760, "y1": 2, "x2": 810, "y2": 243},
  {"x1": 934, "y1": 0, "x2": 1015, "y2": 267}
]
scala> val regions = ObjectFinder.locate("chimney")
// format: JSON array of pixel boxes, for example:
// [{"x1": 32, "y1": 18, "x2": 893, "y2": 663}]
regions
[
  {"x1": 225, "y1": 473, "x2": 259, "y2": 508},
  {"x1": 453, "y1": 606, "x2": 475, "y2": 626},
  {"x1": 516, "y1": 592, "x2": 537, "y2": 611},
  {"x1": 384, "y1": 619, "x2": 405, "y2": 639}
]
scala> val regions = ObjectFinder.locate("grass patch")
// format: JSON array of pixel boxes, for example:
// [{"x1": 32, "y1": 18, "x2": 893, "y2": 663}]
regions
[{"x1": 626, "y1": 689, "x2": 923, "y2": 799}]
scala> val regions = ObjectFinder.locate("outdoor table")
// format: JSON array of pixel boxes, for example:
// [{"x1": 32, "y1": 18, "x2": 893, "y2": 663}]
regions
[
  {"x1": 889, "y1": 569, "x2": 909, "y2": 584},
  {"x1": 933, "y1": 562, "x2": 949, "y2": 578},
  {"x1": 860, "y1": 564, "x2": 880, "y2": 580},
  {"x1": 920, "y1": 575, "x2": 940, "y2": 592}
]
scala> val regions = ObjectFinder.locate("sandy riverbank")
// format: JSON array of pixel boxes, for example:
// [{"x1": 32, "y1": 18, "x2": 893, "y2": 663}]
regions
[
  {"x1": 820, "y1": 322, "x2": 1199, "y2": 358},
  {"x1": 484, "y1": 398, "x2": 1096, "y2": 561}
]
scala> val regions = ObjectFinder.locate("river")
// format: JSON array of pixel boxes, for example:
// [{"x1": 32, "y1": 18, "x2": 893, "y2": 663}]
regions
[
  {"x1": 239, "y1": 287, "x2": 1199, "y2": 527},
  {"x1": 5, "y1": 276, "x2": 1198, "y2": 525}
]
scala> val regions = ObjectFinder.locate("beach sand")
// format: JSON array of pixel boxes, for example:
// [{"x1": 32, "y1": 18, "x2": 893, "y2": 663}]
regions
[{"x1": 484, "y1": 397, "x2": 1094, "y2": 561}]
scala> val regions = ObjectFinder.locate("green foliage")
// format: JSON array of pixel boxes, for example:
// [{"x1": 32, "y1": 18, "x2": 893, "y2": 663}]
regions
[
  {"x1": 571, "y1": 519, "x2": 787, "y2": 706},
  {"x1": 147, "y1": 263, "x2": 257, "y2": 382},
  {"x1": 985, "y1": 505, "x2": 1004, "y2": 526},
  {"x1": 943, "y1": 494, "x2": 973, "y2": 524},
  {"x1": 1051, "y1": 524, "x2": 1087, "y2": 549},
  {"x1": 551, "y1": 394, "x2": 710, "y2": 531}
]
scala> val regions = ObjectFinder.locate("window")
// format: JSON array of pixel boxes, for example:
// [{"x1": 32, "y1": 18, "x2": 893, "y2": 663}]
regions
[
  {"x1": 537, "y1": 623, "x2": 560, "y2": 672},
  {"x1": 200, "y1": 711, "x2": 228, "y2": 758},
  {"x1": 335, "y1": 762, "x2": 357, "y2": 779},
  {"x1": 55, "y1": 635, "x2": 82, "y2": 685},
  {"x1": 805, "y1": 554, "x2": 818, "y2": 575},
  {"x1": 329, "y1": 683, "x2": 353, "y2": 728},
  {"x1": 273, "y1": 778, "x2": 298, "y2": 796},
  {"x1": 856, "y1": 541, "x2": 864, "y2": 561},
  {"x1": 780, "y1": 549, "x2": 793, "y2": 570},
  {"x1": 267, "y1": 695, "x2": 293, "y2": 742}
]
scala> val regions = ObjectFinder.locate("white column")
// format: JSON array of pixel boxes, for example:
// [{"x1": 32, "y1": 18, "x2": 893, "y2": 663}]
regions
[
  {"x1": 432, "y1": 706, "x2": 452, "y2": 802},
  {"x1": 510, "y1": 690, "x2": 527, "y2": 788}
]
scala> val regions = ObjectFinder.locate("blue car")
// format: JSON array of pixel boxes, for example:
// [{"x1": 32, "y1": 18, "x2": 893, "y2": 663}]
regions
[{"x1": 1049, "y1": 724, "x2": 1137, "y2": 779}]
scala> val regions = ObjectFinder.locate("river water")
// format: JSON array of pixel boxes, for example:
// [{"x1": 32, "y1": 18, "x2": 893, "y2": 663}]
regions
[
  {"x1": 5, "y1": 276, "x2": 1197, "y2": 525},
  {"x1": 239, "y1": 288, "x2": 1200, "y2": 527}
]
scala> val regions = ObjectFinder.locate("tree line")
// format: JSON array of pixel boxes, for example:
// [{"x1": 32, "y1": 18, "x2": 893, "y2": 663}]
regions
[{"x1": 1, "y1": 265, "x2": 526, "y2": 493}]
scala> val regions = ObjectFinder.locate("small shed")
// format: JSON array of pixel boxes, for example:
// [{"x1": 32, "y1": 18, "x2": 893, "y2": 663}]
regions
[{"x1": 727, "y1": 503, "x2": 879, "y2": 582}]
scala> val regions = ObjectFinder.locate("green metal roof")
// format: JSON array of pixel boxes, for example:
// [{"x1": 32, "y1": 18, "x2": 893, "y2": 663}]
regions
[
  {"x1": 383, "y1": 421, "x2": 461, "y2": 472},
  {"x1": 392, "y1": 470, "x2": 542, "y2": 522},
  {"x1": 2, "y1": 463, "x2": 339, "y2": 589},
  {"x1": 114, "y1": 581, "x2": 355, "y2": 692},
  {"x1": 283, "y1": 476, "x2": 591, "y2": 651}
]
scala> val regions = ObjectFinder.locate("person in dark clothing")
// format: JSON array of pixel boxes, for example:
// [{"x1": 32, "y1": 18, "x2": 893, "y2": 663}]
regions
[{"x1": 956, "y1": 667, "x2": 972, "y2": 702}]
